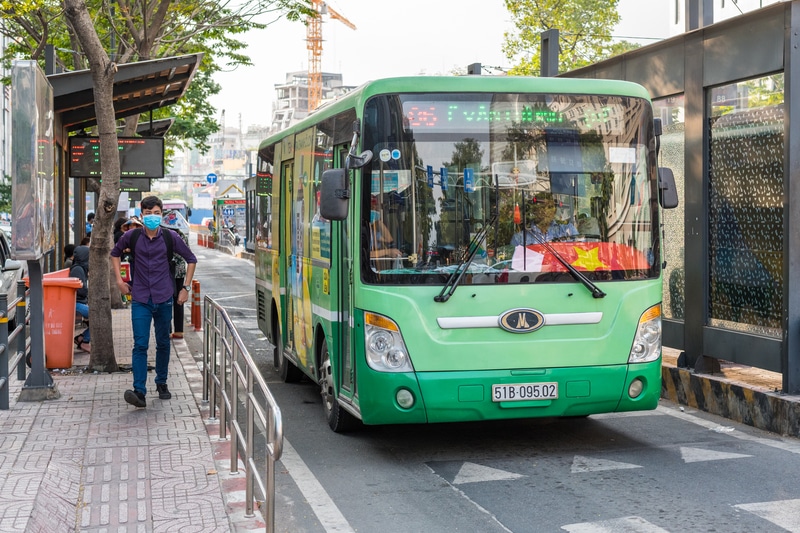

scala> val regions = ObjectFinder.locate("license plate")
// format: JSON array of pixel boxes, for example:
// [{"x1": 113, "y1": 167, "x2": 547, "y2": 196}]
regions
[{"x1": 492, "y1": 382, "x2": 558, "y2": 402}]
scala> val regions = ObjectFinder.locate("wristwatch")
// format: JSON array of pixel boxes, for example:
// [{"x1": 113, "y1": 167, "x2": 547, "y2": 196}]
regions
[{"x1": 182, "y1": 285, "x2": 191, "y2": 291}]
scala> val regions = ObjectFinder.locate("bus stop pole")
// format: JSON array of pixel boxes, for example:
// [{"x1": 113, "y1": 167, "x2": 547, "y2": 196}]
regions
[{"x1": 19, "y1": 259, "x2": 59, "y2": 401}]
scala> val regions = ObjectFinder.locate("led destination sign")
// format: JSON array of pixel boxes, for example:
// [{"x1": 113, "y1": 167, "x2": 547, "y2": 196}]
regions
[
  {"x1": 69, "y1": 136, "x2": 165, "y2": 179},
  {"x1": 400, "y1": 95, "x2": 629, "y2": 135}
]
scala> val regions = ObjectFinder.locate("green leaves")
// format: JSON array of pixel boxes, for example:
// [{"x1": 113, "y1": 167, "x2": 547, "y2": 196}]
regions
[
  {"x1": 503, "y1": 0, "x2": 639, "y2": 75},
  {"x1": 1, "y1": 0, "x2": 313, "y2": 149}
]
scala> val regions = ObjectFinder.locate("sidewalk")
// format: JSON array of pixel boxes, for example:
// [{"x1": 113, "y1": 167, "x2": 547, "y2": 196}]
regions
[{"x1": 0, "y1": 306, "x2": 262, "y2": 532}]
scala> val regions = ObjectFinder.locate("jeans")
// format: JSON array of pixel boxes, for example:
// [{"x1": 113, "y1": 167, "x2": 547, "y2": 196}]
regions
[
  {"x1": 75, "y1": 302, "x2": 90, "y2": 342},
  {"x1": 131, "y1": 298, "x2": 173, "y2": 396}
]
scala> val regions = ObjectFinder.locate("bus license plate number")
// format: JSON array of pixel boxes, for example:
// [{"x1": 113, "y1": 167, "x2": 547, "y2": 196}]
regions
[{"x1": 492, "y1": 382, "x2": 558, "y2": 402}]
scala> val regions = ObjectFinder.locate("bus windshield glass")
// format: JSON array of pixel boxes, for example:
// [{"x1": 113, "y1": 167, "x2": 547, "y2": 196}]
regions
[{"x1": 361, "y1": 92, "x2": 659, "y2": 285}]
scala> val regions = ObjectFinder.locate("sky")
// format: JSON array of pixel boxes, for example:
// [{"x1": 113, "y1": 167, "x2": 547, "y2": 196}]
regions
[{"x1": 206, "y1": 0, "x2": 760, "y2": 129}]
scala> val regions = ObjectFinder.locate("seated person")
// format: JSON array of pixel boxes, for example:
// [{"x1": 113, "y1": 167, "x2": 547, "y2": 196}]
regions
[
  {"x1": 70, "y1": 245, "x2": 91, "y2": 352},
  {"x1": 369, "y1": 199, "x2": 402, "y2": 259},
  {"x1": 510, "y1": 194, "x2": 578, "y2": 246}
]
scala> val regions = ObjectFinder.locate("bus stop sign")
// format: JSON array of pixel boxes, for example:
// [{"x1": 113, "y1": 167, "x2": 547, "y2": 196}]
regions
[{"x1": 206, "y1": 173, "x2": 217, "y2": 184}]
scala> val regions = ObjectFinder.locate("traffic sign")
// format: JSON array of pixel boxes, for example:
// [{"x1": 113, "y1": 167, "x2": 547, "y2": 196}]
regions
[{"x1": 206, "y1": 173, "x2": 218, "y2": 184}]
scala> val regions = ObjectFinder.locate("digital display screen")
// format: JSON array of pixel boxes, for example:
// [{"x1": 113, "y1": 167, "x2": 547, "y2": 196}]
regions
[
  {"x1": 120, "y1": 177, "x2": 151, "y2": 192},
  {"x1": 405, "y1": 104, "x2": 568, "y2": 129},
  {"x1": 256, "y1": 171, "x2": 272, "y2": 197},
  {"x1": 401, "y1": 96, "x2": 629, "y2": 136},
  {"x1": 69, "y1": 136, "x2": 165, "y2": 179}
]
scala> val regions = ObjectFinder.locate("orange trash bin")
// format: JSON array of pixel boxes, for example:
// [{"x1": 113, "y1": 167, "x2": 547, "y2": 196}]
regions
[{"x1": 28, "y1": 269, "x2": 84, "y2": 369}]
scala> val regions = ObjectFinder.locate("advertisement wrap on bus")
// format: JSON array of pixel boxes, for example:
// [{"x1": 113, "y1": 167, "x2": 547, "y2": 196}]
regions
[{"x1": 254, "y1": 76, "x2": 678, "y2": 432}]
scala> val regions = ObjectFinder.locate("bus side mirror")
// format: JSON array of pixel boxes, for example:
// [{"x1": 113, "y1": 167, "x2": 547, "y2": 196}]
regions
[
  {"x1": 658, "y1": 167, "x2": 679, "y2": 209},
  {"x1": 187, "y1": 207, "x2": 192, "y2": 217},
  {"x1": 320, "y1": 168, "x2": 349, "y2": 221}
]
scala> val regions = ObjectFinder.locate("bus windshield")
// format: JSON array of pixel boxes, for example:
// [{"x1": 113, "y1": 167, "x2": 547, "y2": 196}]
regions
[{"x1": 361, "y1": 92, "x2": 659, "y2": 285}]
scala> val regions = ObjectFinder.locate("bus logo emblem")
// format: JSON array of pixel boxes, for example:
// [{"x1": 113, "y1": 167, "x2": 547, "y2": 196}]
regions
[{"x1": 498, "y1": 308, "x2": 545, "y2": 333}]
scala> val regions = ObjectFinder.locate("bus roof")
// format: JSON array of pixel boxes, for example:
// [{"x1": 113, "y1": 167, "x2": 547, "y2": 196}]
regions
[{"x1": 258, "y1": 76, "x2": 653, "y2": 151}]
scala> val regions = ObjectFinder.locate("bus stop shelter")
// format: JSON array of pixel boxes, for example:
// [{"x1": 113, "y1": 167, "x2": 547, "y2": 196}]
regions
[
  {"x1": 45, "y1": 51, "x2": 203, "y2": 265},
  {"x1": 564, "y1": 1, "x2": 800, "y2": 393}
]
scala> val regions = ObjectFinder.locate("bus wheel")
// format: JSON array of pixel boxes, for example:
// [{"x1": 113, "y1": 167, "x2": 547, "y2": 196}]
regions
[
  {"x1": 273, "y1": 321, "x2": 302, "y2": 383},
  {"x1": 319, "y1": 339, "x2": 358, "y2": 433}
]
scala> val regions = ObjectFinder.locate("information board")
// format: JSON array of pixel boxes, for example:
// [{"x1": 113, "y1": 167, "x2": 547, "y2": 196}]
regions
[{"x1": 69, "y1": 136, "x2": 165, "y2": 178}]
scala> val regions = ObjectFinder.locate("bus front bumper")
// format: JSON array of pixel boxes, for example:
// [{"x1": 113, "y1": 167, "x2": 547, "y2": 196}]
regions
[{"x1": 357, "y1": 359, "x2": 661, "y2": 425}]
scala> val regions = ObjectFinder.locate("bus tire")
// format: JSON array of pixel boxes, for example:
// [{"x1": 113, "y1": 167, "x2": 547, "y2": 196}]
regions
[
  {"x1": 273, "y1": 319, "x2": 302, "y2": 383},
  {"x1": 319, "y1": 339, "x2": 358, "y2": 433}
]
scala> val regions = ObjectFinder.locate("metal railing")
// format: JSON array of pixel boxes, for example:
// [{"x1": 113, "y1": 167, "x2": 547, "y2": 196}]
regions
[
  {"x1": 202, "y1": 295, "x2": 283, "y2": 533},
  {"x1": 0, "y1": 281, "x2": 30, "y2": 409},
  {"x1": 219, "y1": 226, "x2": 240, "y2": 254}
]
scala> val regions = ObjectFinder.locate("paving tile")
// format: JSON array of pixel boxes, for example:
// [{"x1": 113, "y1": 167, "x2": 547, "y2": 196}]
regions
[
  {"x1": 0, "y1": 472, "x2": 43, "y2": 501},
  {"x1": 0, "y1": 413, "x2": 38, "y2": 433},
  {"x1": 0, "y1": 500, "x2": 34, "y2": 531},
  {"x1": 10, "y1": 450, "x2": 60, "y2": 473},
  {"x1": 148, "y1": 444, "x2": 219, "y2": 485},
  {"x1": 28, "y1": 453, "x2": 82, "y2": 531},
  {"x1": 0, "y1": 307, "x2": 245, "y2": 532}
]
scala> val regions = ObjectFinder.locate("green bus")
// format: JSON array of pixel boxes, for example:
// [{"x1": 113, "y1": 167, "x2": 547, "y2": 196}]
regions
[{"x1": 254, "y1": 76, "x2": 678, "y2": 432}]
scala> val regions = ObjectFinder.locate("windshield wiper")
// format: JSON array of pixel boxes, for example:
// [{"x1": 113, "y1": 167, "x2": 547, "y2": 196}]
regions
[
  {"x1": 434, "y1": 214, "x2": 496, "y2": 303},
  {"x1": 527, "y1": 232, "x2": 606, "y2": 299}
]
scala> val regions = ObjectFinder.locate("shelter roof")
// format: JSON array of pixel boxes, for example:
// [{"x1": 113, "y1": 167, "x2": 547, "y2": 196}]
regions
[{"x1": 47, "y1": 53, "x2": 203, "y2": 132}]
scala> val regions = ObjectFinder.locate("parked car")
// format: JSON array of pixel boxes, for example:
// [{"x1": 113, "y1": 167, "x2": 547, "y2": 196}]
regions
[{"x1": 0, "y1": 231, "x2": 25, "y2": 329}]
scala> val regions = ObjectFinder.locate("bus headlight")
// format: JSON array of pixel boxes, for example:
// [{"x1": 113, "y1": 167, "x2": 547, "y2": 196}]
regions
[
  {"x1": 365, "y1": 312, "x2": 414, "y2": 372},
  {"x1": 628, "y1": 304, "x2": 661, "y2": 364}
]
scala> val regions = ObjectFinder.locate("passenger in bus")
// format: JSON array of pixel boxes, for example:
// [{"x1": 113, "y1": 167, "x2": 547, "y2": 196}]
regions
[{"x1": 510, "y1": 193, "x2": 578, "y2": 246}]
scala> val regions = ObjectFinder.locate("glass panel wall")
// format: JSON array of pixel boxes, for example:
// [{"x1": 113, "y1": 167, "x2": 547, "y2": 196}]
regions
[
  {"x1": 708, "y1": 73, "x2": 784, "y2": 337},
  {"x1": 654, "y1": 95, "x2": 686, "y2": 320}
]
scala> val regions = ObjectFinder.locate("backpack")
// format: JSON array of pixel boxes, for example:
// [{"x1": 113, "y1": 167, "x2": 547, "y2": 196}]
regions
[{"x1": 128, "y1": 228, "x2": 176, "y2": 280}]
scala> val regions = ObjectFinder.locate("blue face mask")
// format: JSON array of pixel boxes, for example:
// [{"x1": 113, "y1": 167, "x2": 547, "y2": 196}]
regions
[
  {"x1": 142, "y1": 214, "x2": 162, "y2": 230},
  {"x1": 370, "y1": 210, "x2": 380, "y2": 223}
]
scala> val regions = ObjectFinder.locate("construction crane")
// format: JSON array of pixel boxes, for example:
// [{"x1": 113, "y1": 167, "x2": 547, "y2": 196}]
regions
[{"x1": 307, "y1": 1, "x2": 356, "y2": 111}]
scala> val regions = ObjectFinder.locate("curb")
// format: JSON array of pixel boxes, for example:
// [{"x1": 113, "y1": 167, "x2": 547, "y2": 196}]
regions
[{"x1": 661, "y1": 364, "x2": 800, "y2": 437}]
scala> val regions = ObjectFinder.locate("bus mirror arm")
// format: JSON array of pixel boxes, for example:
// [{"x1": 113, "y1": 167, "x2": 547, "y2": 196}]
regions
[
  {"x1": 345, "y1": 120, "x2": 373, "y2": 170},
  {"x1": 654, "y1": 117, "x2": 662, "y2": 158},
  {"x1": 346, "y1": 150, "x2": 373, "y2": 170}
]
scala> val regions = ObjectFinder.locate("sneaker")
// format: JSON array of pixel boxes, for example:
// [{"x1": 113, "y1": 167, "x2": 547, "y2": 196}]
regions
[
  {"x1": 156, "y1": 383, "x2": 172, "y2": 400},
  {"x1": 124, "y1": 389, "x2": 146, "y2": 408}
]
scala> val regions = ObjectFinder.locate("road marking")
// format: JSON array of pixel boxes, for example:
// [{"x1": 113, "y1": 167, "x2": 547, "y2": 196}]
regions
[
  {"x1": 570, "y1": 455, "x2": 642, "y2": 473},
  {"x1": 208, "y1": 293, "x2": 254, "y2": 301},
  {"x1": 735, "y1": 499, "x2": 800, "y2": 532},
  {"x1": 279, "y1": 439, "x2": 354, "y2": 533},
  {"x1": 425, "y1": 464, "x2": 514, "y2": 533},
  {"x1": 679, "y1": 446, "x2": 752, "y2": 463},
  {"x1": 562, "y1": 516, "x2": 669, "y2": 532},
  {"x1": 658, "y1": 405, "x2": 800, "y2": 455},
  {"x1": 452, "y1": 462, "x2": 524, "y2": 484}
]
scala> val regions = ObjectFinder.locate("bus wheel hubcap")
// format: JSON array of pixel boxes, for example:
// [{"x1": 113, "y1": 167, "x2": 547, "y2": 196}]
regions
[{"x1": 321, "y1": 356, "x2": 334, "y2": 412}]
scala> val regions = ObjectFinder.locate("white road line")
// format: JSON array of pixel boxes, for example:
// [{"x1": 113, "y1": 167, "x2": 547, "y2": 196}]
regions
[
  {"x1": 425, "y1": 463, "x2": 514, "y2": 533},
  {"x1": 679, "y1": 446, "x2": 752, "y2": 463},
  {"x1": 562, "y1": 516, "x2": 670, "y2": 532},
  {"x1": 657, "y1": 405, "x2": 800, "y2": 454},
  {"x1": 452, "y1": 462, "x2": 524, "y2": 484},
  {"x1": 279, "y1": 439, "x2": 355, "y2": 533},
  {"x1": 735, "y1": 499, "x2": 800, "y2": 532},
  {"x1": 207, "y1": 293, "x2": 254, "y2": 301}
]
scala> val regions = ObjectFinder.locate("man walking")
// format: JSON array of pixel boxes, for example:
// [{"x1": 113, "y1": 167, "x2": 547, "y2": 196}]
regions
[{"x1": 110, "y1": 196, "x2": 197, "y2": 408}]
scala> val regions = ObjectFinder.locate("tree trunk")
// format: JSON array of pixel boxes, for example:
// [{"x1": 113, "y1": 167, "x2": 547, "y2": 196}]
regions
[{"x1": 64, "y1": 0, "x2": 121, "y2": 372}]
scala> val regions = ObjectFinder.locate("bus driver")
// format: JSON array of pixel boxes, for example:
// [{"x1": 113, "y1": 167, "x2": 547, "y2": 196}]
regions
[{"x1": 369, "y1": 196, "x2": 402, "y2": 259}]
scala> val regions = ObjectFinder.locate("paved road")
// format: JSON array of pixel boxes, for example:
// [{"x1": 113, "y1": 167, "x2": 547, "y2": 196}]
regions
[{"x1": 192, "y1": 244, "x2": 800, "y2": 533}]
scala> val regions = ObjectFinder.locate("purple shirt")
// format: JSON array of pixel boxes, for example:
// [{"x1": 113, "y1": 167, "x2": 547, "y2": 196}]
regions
[{"x1": 111, "y1": 228, "x2": 197, "y2": 305}]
